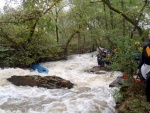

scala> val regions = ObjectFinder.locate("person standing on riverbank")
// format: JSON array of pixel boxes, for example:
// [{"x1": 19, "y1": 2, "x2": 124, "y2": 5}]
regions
[
  {"x1": 97, "y1": 51, "x2": 104, "y2": 67},
  {"x1": 137, "y1": 30, "x2": 150, "y2": 102}
]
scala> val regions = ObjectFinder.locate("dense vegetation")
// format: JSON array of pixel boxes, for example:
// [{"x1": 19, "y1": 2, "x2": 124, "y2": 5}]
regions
[
  {"x1": 0, "y1": 0, "x2": 149, "y2": 68},
  {"x1": 0, "y1": 0, "x2": 150, "y2": 112}
]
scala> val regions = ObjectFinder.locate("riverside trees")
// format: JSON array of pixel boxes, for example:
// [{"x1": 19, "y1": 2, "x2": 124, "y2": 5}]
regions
[{"x1": 0, "y1": 0, "x2": 149, "y2": 69}]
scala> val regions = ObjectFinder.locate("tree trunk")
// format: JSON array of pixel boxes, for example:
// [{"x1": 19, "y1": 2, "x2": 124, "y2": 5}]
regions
[
  {"x1": 121, "y1": 0, "x2": 126, "y2": 36},
  {"x1": 77, "y1": 31, "x2": 81, "y2": 53},
  {"x1": 103, "y1": 3, "x2": 108, "y2": 30},
  {"x1": 55, "y1": 6, "x2": 59, "y2": 43},
  {"x1": 64, "y1": 31, "x2": 77, "y2": 55}
]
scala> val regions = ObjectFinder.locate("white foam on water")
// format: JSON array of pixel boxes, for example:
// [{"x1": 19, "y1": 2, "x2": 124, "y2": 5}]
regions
[{"x1": 0, "y1": 52, "x2": 122, "y2": 113}]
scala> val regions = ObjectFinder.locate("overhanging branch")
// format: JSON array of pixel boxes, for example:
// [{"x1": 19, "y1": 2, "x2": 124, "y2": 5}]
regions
[{"x1": 101, "y1": 0, "x2": 143, "y2": 35}]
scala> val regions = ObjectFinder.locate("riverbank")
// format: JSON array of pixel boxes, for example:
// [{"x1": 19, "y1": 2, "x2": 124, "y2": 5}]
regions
[
  {"x1": 90, "y1": 65, "x2": 150, "y2": 113},
  {"x1": 116, "y1": 81, "x2": 150, "y2": 113}
]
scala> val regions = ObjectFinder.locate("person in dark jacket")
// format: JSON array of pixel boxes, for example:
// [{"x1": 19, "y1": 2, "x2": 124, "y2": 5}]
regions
[
  {"x1": 137, "y1": 31, "x2": 150, "y2": 102},
  {"x1": 137, "y1": 31, "x2": 150, "y2": 80},
  {"x1": 97, "y1": 51, "x2": 104, "y2": 67}
]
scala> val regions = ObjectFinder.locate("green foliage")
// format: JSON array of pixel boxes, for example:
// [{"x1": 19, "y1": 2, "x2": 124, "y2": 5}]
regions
[
  {"x1": 141, "y1": 29, "x2": 150, "y2": 41},
  {"x1": 110, "y1": 36, "x2": 141, "y2": 74},
  {"x1": 113, "y1": 89, "x2": 124, "y2": 103},
  {"x1": 0, "y1": 0, "x2": 148, "y2": 67},
  {"x1": 132, "y1": 99, "x2": 141, "y2": 107},
  {"x1": 0, "y1": 7, "x2": 63, "y2": 67}
]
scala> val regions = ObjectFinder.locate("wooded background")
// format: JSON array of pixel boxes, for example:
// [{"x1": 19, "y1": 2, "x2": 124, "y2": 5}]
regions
[{"x1": 0, "y1": 0, "x2": 149, "y2": 71}]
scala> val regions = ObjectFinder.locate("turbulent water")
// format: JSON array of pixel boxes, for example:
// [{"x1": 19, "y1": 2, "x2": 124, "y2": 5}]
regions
[{"x1": 0, "y1": 52, "x2": 122, "y2": 113}]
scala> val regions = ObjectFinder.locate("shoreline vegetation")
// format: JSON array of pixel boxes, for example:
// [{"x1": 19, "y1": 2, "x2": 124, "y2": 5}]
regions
[
  {"x1": 116, "y1": 79, "x2": 150, "y2": 113},
  {"x1": 89, "y1": 65, "x2": 150, "y2": 113}
]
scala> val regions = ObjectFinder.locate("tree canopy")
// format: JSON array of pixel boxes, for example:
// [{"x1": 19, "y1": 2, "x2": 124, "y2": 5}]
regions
[{"x1": 0, "y1": 0, "x2": 149, "y2": 67}]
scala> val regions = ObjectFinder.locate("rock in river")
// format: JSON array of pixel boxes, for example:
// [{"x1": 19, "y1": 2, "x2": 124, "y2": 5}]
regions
[{"x1": 7, "y1": 75, "x2": 74, "y2": 89}]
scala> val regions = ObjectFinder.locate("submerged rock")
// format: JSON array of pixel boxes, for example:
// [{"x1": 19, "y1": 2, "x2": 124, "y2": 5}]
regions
[
  {"x1": 7, "y1": 75, "x2": 74, "y2": 89},
  {"x1": 87, "y1": 66, "x2": 124, "y2": 87},
  {"x1": 86, "y1": 66, "x2": 111, "y2": 73}
]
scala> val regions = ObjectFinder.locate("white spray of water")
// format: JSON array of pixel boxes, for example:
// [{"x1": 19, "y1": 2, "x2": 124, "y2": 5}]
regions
[{"x1": 0, "y1": 52, "x2": 122, "y2": 113}]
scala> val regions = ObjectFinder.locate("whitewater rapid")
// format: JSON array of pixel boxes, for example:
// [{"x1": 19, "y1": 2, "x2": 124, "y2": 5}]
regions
[{"x1": 0, "y1": 52, "x2": 122, "y2": 113}]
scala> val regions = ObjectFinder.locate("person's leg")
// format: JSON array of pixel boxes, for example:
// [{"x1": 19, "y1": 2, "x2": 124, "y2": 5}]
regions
[
  {"x1": 98, "y1": 59, "x2": 101, "y2": 65},
  {"x1": 146, "y1": 73, "x2": 150, "y2": 102},
  {"x1": 97, "y1": 59, "x2": 100, "y2": 65},
  {"x1": 99, "y1": 59, "x2": 104, "y2": 67}
]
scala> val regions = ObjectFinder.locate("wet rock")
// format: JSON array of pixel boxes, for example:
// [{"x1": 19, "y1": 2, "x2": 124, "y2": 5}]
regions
[
  {"x1": 88, "y1": 66, "x2": 105, "y2": 72},
  {"x1": 87, "y1": 66, "x2": 111, "y2": 73},
  {"x1": 7, "y1": 75, "x2": 74, "y2": 89},
  {"x1": 95, "y1": 71, "x2": 106, "y2": 74},
  {"x1": 109, "y1": 76, "x2": 124, "y2": 87},
  {"x1": 88, "y1": 66, "x2": 124, "y2": 87}
]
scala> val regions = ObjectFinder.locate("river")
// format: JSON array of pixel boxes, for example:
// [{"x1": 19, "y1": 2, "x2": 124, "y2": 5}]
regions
[{"x1": 0, "y1": 51, "x2": 122, "y2": 113}]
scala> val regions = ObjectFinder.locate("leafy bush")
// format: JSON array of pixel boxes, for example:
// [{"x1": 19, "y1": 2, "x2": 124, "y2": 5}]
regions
[{"x1": 110, "y1": 36, "x2": 141, "y2": 75}]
